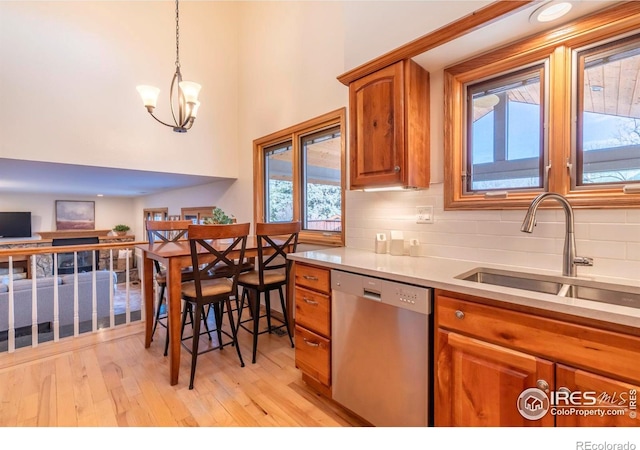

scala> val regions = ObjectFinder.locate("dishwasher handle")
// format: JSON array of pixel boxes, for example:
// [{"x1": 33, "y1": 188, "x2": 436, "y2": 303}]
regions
[{"x1": 362, "y1": 289, "x2": 382, "y2": 302}]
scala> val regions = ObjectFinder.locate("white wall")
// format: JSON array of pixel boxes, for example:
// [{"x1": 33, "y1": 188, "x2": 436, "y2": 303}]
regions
[
  {"x1": 232, "y1": 1, "x2": 348, "y2": 228},
  {"x1": 0, "y1": 1, "x2": 239, "y2": 179},
  {"x1": 0, "y1": 193, "x2": 135, "y2": 240}
]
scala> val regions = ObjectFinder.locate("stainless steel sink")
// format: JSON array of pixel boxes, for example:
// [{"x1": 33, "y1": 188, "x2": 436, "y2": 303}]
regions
[
  {"x1": 457, "y1": 267, "x2": 564, "y2": 295},
  {"x1": 561, "y1": 283, "x2": 640, "y2": 309},
  {"x1": 456, "y1": 267, "x2": 640, "y2": 309}
]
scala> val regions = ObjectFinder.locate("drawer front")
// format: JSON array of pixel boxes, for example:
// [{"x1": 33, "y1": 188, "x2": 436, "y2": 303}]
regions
[
  {"x1": 295, "y1": 287, "x2": 330, "y2": 338},
  {"x1": 437, "y1": 293, "x2": 640, "y2": 384},
  {"x1": 295, "y1": 263, "x2": 330, "y2": 294},
  {"x1": 295, "y1": 325, "x2": 331, "y2": 387}
]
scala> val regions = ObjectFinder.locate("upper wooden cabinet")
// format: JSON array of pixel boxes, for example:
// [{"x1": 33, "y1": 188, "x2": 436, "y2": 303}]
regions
[{"x1": 348, "y1": 59, "x2": 430, "y2": 190}]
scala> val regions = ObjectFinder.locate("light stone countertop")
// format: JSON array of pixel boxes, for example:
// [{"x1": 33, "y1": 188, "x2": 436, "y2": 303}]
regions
[{"x1": 288, "y1": 247, "x2": 640, "y2": 331}]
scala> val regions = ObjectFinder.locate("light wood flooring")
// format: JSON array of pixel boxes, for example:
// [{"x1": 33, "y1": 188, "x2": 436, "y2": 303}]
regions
[{"x1": 0, "y1": 315, "x2": 368, "y2": 427}]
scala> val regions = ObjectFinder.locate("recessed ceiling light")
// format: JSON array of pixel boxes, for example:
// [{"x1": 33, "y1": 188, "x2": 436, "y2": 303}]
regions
[
  {"x1": 97, "y1": 194, "x2": 104, "y2": 197},
  {"x1": 529, "y1": 1, "x2": 573, "y2": 24}
]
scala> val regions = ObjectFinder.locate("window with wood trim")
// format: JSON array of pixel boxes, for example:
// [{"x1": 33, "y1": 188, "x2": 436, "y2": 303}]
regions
[
  {"x1": 254, "y1": 108, "x2": 346, "y2": 246},
  {"x1": 465, "y1": 63, "x2": 547, "y2": 194},
  {"x1": 445, "y1": 3, "x2": 640, "y2": 209},
  {"x1": 574, "y1": 33, "x2": 640, "y2": 189}
]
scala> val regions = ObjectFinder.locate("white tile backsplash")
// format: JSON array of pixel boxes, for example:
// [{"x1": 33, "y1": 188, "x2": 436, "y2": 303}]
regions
[{"x1": 345, "y1": 183, "x2": 640, "y2": 278}]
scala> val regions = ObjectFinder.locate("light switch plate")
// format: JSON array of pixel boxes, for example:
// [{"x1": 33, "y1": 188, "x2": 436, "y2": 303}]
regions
[{"x1": 416, "y1": 205, "x2": 434, "y2": 224}]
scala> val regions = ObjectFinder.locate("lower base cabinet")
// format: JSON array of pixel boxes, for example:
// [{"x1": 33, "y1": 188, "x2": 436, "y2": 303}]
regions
[
  {"x1": 435, "y1": 289, "x2": 640, "y2": 427},
  {"x1": 293, "y1": 262, "x2": 332, "y2": 396}
]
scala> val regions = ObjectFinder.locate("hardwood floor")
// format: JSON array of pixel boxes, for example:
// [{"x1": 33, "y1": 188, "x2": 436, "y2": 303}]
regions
[{"x1": 0, "y1": 318, "x2": 368, "y2": 427}]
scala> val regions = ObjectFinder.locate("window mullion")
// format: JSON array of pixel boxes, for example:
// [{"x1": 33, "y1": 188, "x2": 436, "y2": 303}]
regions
[
  {"x1": 292, "y1": 132, "x2": 302, "y2": 225},
  {"x1": 549, "y1": 45, "x2": 571, "y2": 195}
]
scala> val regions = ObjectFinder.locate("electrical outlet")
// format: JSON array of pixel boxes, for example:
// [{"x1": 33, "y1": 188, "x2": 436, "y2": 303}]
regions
[{"x1": 416, "y1": 205, "x2": 434, "y2": 224}]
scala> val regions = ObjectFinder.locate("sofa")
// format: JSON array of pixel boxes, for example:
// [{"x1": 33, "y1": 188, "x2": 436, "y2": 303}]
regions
[{"x1": 0, "y1": 270, "x2": 116, "y2": 333}]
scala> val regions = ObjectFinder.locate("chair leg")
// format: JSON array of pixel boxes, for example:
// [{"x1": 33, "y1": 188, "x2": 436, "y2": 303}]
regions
[
  {"x1": 278, "y1": 286, "x2": 294, "y2": 348},
  {"x1": 251, "y1": 290, "x2": 260, "y2": 364},
  {"x1": 201, "y1": 306, "x2": 213, "y2": 341},
  {"x1": 236, "y1": 289, "x2": 247, "y2": 330},
  {"x1": 225, "y1": 297, "x2": 244, "y2": 367},
  {"x1": 152, "y1": 284, "x2": 166, "y2": 340},
  {"x1": 188, "y1": 302, "x2": 202, "y2": 390},
  {"x1": 265, "y1": 290, "x2": 272, "y2": 333}
]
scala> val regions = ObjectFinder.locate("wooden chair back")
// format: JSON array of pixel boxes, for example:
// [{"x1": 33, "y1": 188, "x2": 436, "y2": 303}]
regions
[
  {"x1": 255, "y1": 221, "x2": 300, "y2": 287},
  {"x1": 187, "y1": 223, "x2": 251, "y2": 300},
  {"x1": 146, "y1": 220, "x2": 193, "y2": 243}
]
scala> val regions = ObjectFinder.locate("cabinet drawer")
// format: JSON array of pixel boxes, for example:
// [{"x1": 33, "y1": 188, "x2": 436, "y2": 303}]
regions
[
  {"x1": 295, "y1": 287, "x2": 330, "y2": 337},
  {"x1": 295, "y1": 325, "x2": 330, "y2": 387},
  {"x1": 437, "y1": 294, "x2": 640, "y2": 384},
  {"x1": 295, "y1": 263, "x2": 330, "y2": 294}
]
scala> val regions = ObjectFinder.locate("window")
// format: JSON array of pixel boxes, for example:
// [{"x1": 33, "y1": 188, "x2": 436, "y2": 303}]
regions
[
  {"x1": 575, "y1": 34, "x2": 640, "y2": 188},
  {"x1": 264, "y1": 142, "x2": 294, "y2": 222},
  {"x1": 181, "y1": 206, "x2": 216, "y2": 224},
  {"x1": 143, "y1": 208, "x2": 167, "y2": 241},
  {"x1": 445, "y1": 4, "x2": 640, "y2": 209},
  {"x1": 466, "y1": 64, "x2": 546, "y2": 193},
  {"x1": 254, "y1": 108, "x2": 345, "y2": 246}
]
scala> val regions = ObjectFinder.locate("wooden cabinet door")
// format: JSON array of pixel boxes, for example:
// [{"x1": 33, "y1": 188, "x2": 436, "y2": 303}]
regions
[
  {"x1": 435, "y1": 329, "x2": 555, "y2": 427},
  {"x1": 294, "y1": 325, "x2": 331, "y2": 386},
  {"x1": 556, "y1": 364, "x2": 639, "y2": 427},
  {"x1": 350, "y1": 61, "x2": 405, "y2": 188}
]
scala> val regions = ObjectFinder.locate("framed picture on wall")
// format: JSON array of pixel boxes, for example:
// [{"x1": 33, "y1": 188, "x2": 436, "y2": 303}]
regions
[{"x1": 55, "y1": 200, "x2": 95, "y2": 230}]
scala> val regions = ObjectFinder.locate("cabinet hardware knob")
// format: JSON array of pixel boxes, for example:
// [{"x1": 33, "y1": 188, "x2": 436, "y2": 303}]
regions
[
  {"x1": 303, "y1": 298, "x2": 318, "y2": 305},
  {"x1": 303, "y1": 338, "x2": 320, "y2": 347},
  {"x1": 455, "y1": 310, "x2": 465, "y2": 320},
  {"x1": 536, "y1": 379, "x2": 550, "y2": 392},
  {"x1": 394, "y1": 166, "x2": 400, "y2": 173},
  {"x1": 303, "y1": 275, "x2": 318, "y2": 281}
]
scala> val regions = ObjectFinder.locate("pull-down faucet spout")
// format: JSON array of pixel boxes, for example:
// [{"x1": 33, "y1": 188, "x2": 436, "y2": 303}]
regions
[{"x1": 521, "y1": 193, "x2": 593, "y2": 277}]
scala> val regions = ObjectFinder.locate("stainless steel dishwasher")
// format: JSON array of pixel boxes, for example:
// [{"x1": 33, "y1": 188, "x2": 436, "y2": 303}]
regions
[{"x1": 331, "y1": 269, "x2": 432, "y2": 427}]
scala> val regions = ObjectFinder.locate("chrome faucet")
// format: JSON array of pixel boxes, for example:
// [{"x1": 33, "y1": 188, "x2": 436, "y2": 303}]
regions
[{"x1": 521, "y1": 193, "x2": 593, "y2": 277}]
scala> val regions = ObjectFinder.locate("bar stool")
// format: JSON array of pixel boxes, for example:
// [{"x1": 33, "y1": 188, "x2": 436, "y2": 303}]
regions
[
  {"x1": 180, "y1": 223, "x2": 249, "y2": 389},
  {"x1": 146, "y1": 220, "x2": 210, "y2": 356},
  {"x1": 236, "y1": 221, "x2": 300, "y2": 363}
]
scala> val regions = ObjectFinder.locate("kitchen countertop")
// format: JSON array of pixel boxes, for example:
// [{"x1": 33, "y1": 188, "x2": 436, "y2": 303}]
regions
[{"x1": 288, "y1": 247, "x2": 640, "y2": 331}]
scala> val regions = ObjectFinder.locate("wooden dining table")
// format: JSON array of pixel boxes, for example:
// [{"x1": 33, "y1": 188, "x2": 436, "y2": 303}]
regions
[{"x1": 136, "y1": 236, "x2": 292, "y2": 386}]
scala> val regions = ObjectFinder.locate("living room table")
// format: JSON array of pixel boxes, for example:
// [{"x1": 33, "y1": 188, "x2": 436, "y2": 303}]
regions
[{"x1": 136, "y1": 236, "x2": 292, "y2": 386}]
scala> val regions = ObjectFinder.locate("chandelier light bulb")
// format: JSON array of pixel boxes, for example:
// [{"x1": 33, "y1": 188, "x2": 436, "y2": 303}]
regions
[
  {"x1": 136, "y1": 85, "x2": 160, "y2": 109},
  {"x1": 179, "y1": 81, "x2": 202, "y2": 104},
  {"x1": 190, "y1": 101, "x2": 201, "y2": 118}
]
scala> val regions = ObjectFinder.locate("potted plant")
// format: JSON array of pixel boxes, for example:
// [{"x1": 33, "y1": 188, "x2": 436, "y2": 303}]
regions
[
  {"x1": 203, "y1": 207, "x2": 234, "y2": 224},
  {"x1": 113, "y1": 224, "x2": 130, "y2": 236}
]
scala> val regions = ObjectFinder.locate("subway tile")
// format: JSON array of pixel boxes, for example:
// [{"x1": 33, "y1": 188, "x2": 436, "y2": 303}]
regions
[
  {"x1": 627, "y1": 243, "x2": 640, "y2": 261},
  {"x1": 576, "y1": 239, "x2": 626, "y2": 260},
  {"x1": 589, "y1": 224, "x2": 640, "y2": 242}
]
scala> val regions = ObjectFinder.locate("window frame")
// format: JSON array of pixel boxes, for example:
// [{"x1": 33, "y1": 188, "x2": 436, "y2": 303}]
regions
[
  {"x1": 253, "y1": 108, "x2": 346, "y2": 246},
  {"x1": 464, "y1": 62, "x2": 549, "y2": 195},
  {"x1": 444, "y1": 3, "x2": 640, "y2": 210},
  {"x1": 572, "y1": 32, "x2": 640, "y2": 191}
]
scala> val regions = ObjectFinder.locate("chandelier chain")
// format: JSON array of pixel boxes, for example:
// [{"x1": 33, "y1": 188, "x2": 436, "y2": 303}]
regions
[{"x1": 175, "y1": 0, "x2": 180, "y2": 68}]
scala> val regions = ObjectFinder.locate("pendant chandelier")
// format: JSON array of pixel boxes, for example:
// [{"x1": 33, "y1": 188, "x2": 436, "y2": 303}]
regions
[{"x1": 136, "y1": 0, "x2": 201, "y2": 133}]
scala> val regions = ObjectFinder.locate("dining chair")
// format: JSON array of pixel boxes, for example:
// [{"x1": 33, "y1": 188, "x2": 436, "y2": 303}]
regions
[
  {"x1": 180, "y1": 222, "x2": 250, "y2": 389},
  {"x1": 236, "y1": 221, "x2": 300, "y2": 363},
  {"x1": 146, "y1": 219, "x2": 210, "y2": 356}
]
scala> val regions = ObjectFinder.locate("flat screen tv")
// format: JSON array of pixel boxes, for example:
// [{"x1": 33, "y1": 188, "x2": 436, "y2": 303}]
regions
[{"x1": 0, "y1": 212, "x2": 32, "y2": 238}]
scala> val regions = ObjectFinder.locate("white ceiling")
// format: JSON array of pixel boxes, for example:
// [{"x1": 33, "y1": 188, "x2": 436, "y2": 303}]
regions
[{"x1": 0, "y1": 158, "x2": 226, "y2": 198}]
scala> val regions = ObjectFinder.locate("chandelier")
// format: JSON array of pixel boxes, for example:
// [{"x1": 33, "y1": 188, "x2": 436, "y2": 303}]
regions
[{"x1": 136, "y1": 0, "x2": 201, "y2": 133}]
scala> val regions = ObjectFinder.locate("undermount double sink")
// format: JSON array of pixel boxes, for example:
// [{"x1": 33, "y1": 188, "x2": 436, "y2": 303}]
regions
[{"x1": 456, "y1": 267, "x2": 640, "y2": 309}]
